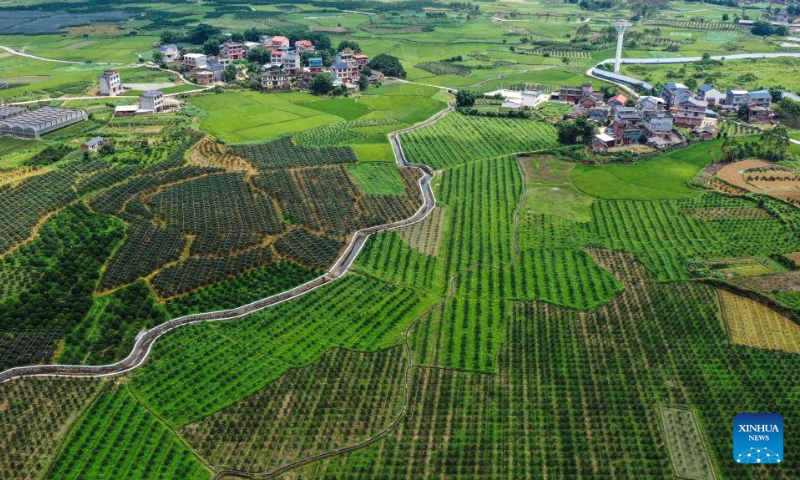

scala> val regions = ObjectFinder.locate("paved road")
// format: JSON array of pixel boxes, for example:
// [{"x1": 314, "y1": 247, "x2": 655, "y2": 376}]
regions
[{"x1": 0, "y1": 101, "x2": 453, "y2": 385}]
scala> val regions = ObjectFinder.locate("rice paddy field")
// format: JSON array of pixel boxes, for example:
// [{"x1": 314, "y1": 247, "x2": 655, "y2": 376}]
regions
[{"x1": 1, "y1": 0, "x2": 800, "y2": 478}]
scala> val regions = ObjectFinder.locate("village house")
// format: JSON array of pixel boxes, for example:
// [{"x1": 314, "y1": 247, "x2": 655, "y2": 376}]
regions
[
  {"x1": 243, "y1": 42, "x2": 260, "y2": 53},
  {"x1": 747, "y1": 105, "x2": 773, "y2": 123},
  {"x1": 261, "y1": 67, "x2": 291, "y2": 91},
  {"x1": 577, "y1": 95, "x2": 599, "y2": 109},
  {"x1": 675, "y1": 97, "x2": 706, "y2": 127},
  {"x1": 588, "y1": 107, "x2": 610, "y2": 123},
  {"x1": 368, "y1": 70, "x2": 385, "y2": 84},
  {"x1": 661, "y1": 82, "x2": 689, "y2": 108},
  {"x1": 259, "y1": 35, "x2": 273, "y2": 46},
  {"x1": 613, "y1": 122, "x2": 645, "y2": 145},
  {"x1": 726, "y1": 88, "x2": 749, "y2": 108},
  {"x1": 207, "y1": 59, "x2": 224, "y2": 81},
  {"x1": 271, "y1": 49, "x2": 286, "y2": 65},
  {"x1": 607, "y1": 93, "x2": 628, "y2": 108},
  {"x1": 282, "y1": 53, "x2": 301, "y2": 75},
  {"x1": 612, "y1": 107, "x2": 641, "y2": 125},
  {"x1": 183, "y1": 53, "x2": 208, "y2": 70},
  {"x1": 643, "y1": 110, "x2": 674, "y2": 136},
  {"x1": 271, "y1": 36, "x2": 290, "y2": 48},
  {"x1": 98, "y1": 69, "x2": 122, "y2": 96},
  {"x1": 294, "y1": 40, "x2": 315, "y2": 53},
  {"x1": 159, "y1": 44, "x2": 180, "y2": 63},
  {"x1": 592, "y1": 132, "x2": 616, "y2": 153},
  {"x1": 139, "y1": 91, "x2": 164, "y2": 113},
  {"x1": 354, "y1": 53, "x2": 369, "y2": 69},
  {"x1": 557, "y1": 83, "x2": 604, "y2": 104},
  {"x1": 220, "y1": 42, "x2": 245, "y2": 61},
  {"x1": 637, "y1": 95, "x2": 666, "y2": 112},
  {"x1": 331, "y1": 61, "x2": 352, "y2": 83},
  {"x1": 196, "y1": 70, "x2": 215, "y2": 85},
  {"x1": 302, "y1": 57, "x2": 325, "y2": 84},
  {"x1": 334, "y1": 49, "x2": 364, "y2": 82},
  {"x1": 693, "y1": 125, "x2": 718, "y2": 141},
  {"x1": 81, "y1": 136, "x2": 104, "y2": 152},
  {"x1": 747, "y1": 90, "x2": 772, "y2": 107},
  {"x1": 697, "y1": 84, "x2": 724, "y2": 107}
]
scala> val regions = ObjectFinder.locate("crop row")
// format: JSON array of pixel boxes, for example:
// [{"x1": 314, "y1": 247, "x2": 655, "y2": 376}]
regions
[
  {"x1": 415, "y1": 61, "x2": 473, "y2": 77},
  {"x1": 293, "y1": 119, "x2": 400, "y2": 148},
  {"x1": 0, "y1": 378, "x2": 101, "y2": 480},
  {"x1": 274, "y1": 227, "x2": 343, "y2": 269},
  {"x1": 231, "y1": 137, "x2": 356, "y2": 170},
  {"x1": 401, "y1": 113, "x2": 558, "y2": 169},
  {"x1": 181, "y1": 346, "x2": 407, "y2": 472},
  {"x1": 89, "y1": 166, "x2": 214, "y2": 217},
  {"x1": 46, "y1": 383, "x2": 209, "y2": 480},
  {"x1": 356, "y1": 156, "x2": 522, "y2": 294},
  {"x1": 0, "y1": 170, "x2": 78, "y2": 254},
  {"x1": 151, "y1": 246, "x2": 274, "y2": 299},
  {"x1": 644, "y1": 19, "x2": 743, "y2": 31},
  {"x1": 456, "y1": 248, "x2": 623, "y2": 309},
  {"x1": 130, "y1": 273, "x2": 431, "y2": 427},
  {"x1": 99, "y1": 220, "x2": 185, "y2": 292},
  {"x1": 304, "y1": 249, "x2": 800, "y2": 479},
  {"x1": 148, "y1": 172, "x2": 285, "y2": 237},
  {"x1": 588, "y1": 196, "x2": 800, "y2": 280}
]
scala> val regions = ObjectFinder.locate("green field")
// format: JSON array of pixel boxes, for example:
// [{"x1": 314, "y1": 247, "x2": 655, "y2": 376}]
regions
[
  {"x1": 623, "y1": 57, "x2": 800, "y2": 93},
  {"x1": 3, "y1": 0, "x2": 800, "y2": 479},
  {"x1": 571, "y1": 141, "x2": 720, "y2": 200}
]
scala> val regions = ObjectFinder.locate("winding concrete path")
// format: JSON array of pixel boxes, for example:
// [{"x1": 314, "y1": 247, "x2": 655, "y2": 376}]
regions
[{"x1": 0, "y1": 101, "x2": 453, "y2": 385}]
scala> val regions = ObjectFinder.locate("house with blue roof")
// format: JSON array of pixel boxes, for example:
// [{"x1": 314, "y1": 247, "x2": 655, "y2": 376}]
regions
[
  {"x1": 80, "y1": 136, "x2": 104, "y2": 152},
  {"x1": 746, "y1": 90, "x2": 772, "y2": 108},
  {"x1": 159, "y1": 44, "x2": 180, "y2": 62}
]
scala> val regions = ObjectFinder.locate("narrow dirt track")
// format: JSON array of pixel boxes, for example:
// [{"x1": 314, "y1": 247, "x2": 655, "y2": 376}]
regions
[{"x1": 0, "y1": 101, "x2": 454, "y2": 385}]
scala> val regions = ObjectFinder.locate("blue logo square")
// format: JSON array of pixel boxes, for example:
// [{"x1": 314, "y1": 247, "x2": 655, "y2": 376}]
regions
[{"x1": 734, "y1": 413, "x2": 783, "y2": 464}]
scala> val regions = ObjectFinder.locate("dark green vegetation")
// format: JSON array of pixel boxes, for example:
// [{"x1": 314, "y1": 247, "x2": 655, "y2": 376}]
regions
[
  {"x1": 0, "y1": 108, "x2": 423, "y2": 370},
  {"x1": 3, "y1": 0, "x2": 800, "y2": 478},
  {"x1": 5, "y1": 105, "x2": 800, "y2": 480}
]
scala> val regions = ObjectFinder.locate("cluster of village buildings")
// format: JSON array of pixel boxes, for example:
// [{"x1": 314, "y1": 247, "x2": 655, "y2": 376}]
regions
[
  {"x1": 160, "y1": 37, "x2": 383, "y2": 91},
  {"x1": 549, "y1": 82, "x2": 780, "y2": 153}
]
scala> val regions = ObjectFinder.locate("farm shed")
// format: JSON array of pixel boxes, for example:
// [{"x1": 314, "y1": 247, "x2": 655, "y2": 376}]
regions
[
  {"x1": 81, "y1": 136, "x2": 104, "y2": 152},
  {"x1": 0, "y1": 106, "x2": 87, "y2": 139}
]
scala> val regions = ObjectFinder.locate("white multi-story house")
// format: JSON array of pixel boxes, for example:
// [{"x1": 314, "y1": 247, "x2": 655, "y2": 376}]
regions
[
  {"x1": 99, "y1": 70, "x2": 122, "y2": 96},
  {"x1": 159, "y1": 44, "x2": 180, "y2": 62},
  {"x1": 183, "y1": 53, "x2": 208, "y2": 70},
  {"x1": 139, "y1": 91, "x2": 164, "y2": 113},
  {"x1": 726, "y1": 89, "x2": 749, "y2": 107}
]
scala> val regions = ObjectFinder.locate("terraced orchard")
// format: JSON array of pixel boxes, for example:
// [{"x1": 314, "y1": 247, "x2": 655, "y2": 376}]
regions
[{"x1": 5, "y1": 106, "x2": 800, "y2": 480}]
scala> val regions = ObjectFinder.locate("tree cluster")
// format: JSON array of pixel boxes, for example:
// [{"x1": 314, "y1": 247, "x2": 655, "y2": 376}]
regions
[
  {"x1": 751, "y1": 20, "x2": 788, "y2": 36},
  {"x1": 774, "y1": 97, "x2": 800, "y2": 128},
  {"x1": 557, "y1": 117, "x2": 594, "y2": 144},
  {"x1": 368, "y1": 54, "x2": 406, "y2": 78},
  {"x1": 721, "y1": 126, "x2": 791, "y2": 162}
]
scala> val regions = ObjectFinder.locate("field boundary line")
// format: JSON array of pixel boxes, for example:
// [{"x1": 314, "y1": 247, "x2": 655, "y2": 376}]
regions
[{"x1": 0, "y1": 100, "x2": 453, "y2": 385}]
